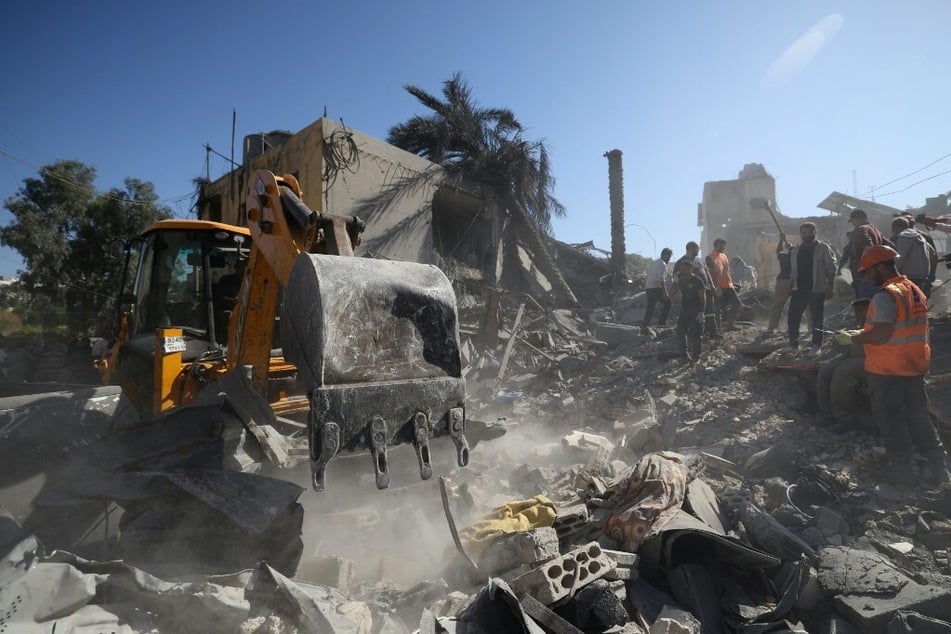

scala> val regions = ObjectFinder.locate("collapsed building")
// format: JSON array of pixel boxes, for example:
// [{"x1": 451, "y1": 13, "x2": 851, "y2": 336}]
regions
[{"x1": 2, "y1": 128, "x2": 951, "y2": 631}]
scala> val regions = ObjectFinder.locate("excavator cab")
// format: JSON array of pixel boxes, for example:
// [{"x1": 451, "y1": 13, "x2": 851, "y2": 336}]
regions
[
  {"x1": 124, "y1": 221, "x2": 250, "y2": 346},
  {"x1": 106, "y1": 220, "x2": 257, "y2": 419}
]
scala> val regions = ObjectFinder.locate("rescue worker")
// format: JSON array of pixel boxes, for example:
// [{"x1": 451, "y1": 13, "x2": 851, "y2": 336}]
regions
[
  {"x1": 836, "y1": 245, "x2": 951, "y2": 486},
  {"x1": 898, "y1": 212, "x2": 939, "y2": 296},
  {"x1": 642, "y1": 248, "x2": 672, "y2": 329},
  {"x1": 816, "y1": 299, "x2": 870, "y2": 431},
  {"x1": 678, "y1": 242, "x2": 721, "y2": 338},
  {"x1": 787, "y1": 222, "x2": 837, "y2": 351},
  {"x1": 706, "y1": 238, "x2": 742, "y2": 331},
  {"x1": 670, "y1": 258, "x2": 706, "y2": 362}
]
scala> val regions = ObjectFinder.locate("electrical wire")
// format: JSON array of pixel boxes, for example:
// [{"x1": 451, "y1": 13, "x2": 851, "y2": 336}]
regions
[
  {"x1": 865, "y1": 151, "x2": 951, "y2": 195},
  {"x1": 0, "y1": 148, "x2": 193, "y2": 207},
  {"x1": 321, "y1": 121, "x2": 360, "y2": 193},
  {"x1": 871, "y1": 168, "x2": 951, "y2": 198}
]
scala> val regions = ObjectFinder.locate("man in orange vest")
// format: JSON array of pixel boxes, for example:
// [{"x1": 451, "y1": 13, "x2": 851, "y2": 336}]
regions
[
  {"x1": 705, "y1": 238, "x2": 742, "y2": 331},
  {"x1": 836, "y1": 245, "x2": 950, "y2": 487}
]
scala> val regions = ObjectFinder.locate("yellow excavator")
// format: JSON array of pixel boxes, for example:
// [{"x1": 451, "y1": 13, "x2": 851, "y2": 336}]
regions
[{"x1": 100, "y1": 169, "x2": 469, "y2": 491}]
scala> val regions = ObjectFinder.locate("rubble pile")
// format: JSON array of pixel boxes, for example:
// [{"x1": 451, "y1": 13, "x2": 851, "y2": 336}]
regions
[{"x1": 2, "y1": 299, "x2": 950, "y2": 633}]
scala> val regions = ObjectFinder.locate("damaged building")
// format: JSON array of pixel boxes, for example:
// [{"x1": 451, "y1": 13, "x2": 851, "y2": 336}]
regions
[
  {"x1": 698, "y1": 165, "x2": 918, "y2": 290},
  {"x1": 197, "y1": 117, "x2": 607, "y2": 310}
]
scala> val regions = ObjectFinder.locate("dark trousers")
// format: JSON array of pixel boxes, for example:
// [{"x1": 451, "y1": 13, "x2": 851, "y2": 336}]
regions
[
  {"x1": 788, "y1": 291, "x2": 825, "y2": 346},
  {"x1": 676, "y1": 308, "x2": 703, "y2": 360},
  {"x1": 868, "y1": 373, "x2": 944, "y2": 459},
  {"x1": 642, "y1": 288, "x2": 671, "y2": 327},
  {"x1": 717, "y1": 287, "x2": 742, "y2": 324},
  {"x1": 703, "y1": 289, "x2": 720, "y2": 335}
]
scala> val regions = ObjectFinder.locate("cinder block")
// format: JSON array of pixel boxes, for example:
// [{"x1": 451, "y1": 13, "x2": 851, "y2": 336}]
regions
[
  {"x1": 295, "y1": 555, "x2": 356, "y2": 591},
  {"x1": 478, "y1": 527, "x2": 560, "y2": 576},
  {"x1": 509, "y1": 542, "x2": 616, "y2": 605}
]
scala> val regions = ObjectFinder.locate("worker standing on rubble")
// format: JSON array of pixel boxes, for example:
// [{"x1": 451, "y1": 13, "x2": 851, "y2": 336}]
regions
[
  {"x1": 706, "y1": 238, "x2": 742, "y2": 331},
  {"x1": 642, "y1": 248, "x2": 673, "y2": 330},
  {"x1": 787, "y1": 222, "x2": 837, "y2": 352},
  {"x1": 679, "y1": 242, "x2": 721, "y2": 339},
  {"x1": 766, "y1": 233, "x2": 796, "y2": 334},
  {"x1": 848, "y1": 209, "x2": 893, "y2": 324},
  {"x1": 891, "y1": 216, "x2": 935, "y2": 297},
  {"x1": 836, "y1": 245, "x2": 951, "y2": 486},
  {"x1": 671, "y1": 258, "x2": 706, "y2": 362}
]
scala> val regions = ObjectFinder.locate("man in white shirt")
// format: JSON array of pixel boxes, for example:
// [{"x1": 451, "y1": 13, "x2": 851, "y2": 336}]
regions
[{"x1": 642, "y1": 248, "x2": 673, "y2": 329}]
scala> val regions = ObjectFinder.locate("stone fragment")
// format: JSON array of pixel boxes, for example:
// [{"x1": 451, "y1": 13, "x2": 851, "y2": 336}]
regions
[
  {"x1": 887, "y1": 541, "x2": 914, "y2": 555},
  {"x1": 562, "y1": 430, "x2": 615, "y2": 463},
  {"x1": 648, "y1": 606, "x2": 701, "y2": 634},
  {"x1": 477, "y1": 528, "x2": 560, "y2": 577},
  {"x1": 558, "y1": 579, "x2": 629, "y2": 631}
]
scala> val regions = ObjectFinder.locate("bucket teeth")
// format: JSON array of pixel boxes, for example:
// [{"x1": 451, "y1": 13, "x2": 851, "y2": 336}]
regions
[
  {"x1": 448, "y1": 408, "x2": 469, "y2": 467},
  {"x1": 369, "y1": 416, "x2": 390, "y2": 490},
  {"x1": 310, "y1": 421, "x2": 340, "y2": 492},
  {"x1": 413, "y1": 412, "x2": 433, "y2": 481}
]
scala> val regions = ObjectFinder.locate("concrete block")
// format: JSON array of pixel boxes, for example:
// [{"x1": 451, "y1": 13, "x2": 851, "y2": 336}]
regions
[
  {"x1": 552, "y1": 504, "x2": 590, "y2": 540},
  {"x1": 478, "y1": 527, "x2": 560, "y2": 576},
  {"x1": 835, "y1": 581, "x2": 951, "y2": 634},
  {"x1": 295, "y1": 555, "x2": 356, "y2": 591},
  {"x1": 509, "y1": 542, "x2": 617, "y2": 605},
  {"x1": 593, "y1": 322, "x2": 643, "y2": 347},
  {"x1": 562, "y1": 430, "x2": 615, "y2": 464}
]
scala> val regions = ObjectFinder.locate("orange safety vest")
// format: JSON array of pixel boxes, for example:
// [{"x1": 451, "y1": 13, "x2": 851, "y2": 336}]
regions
[
  {"x1": 863, "y1": 275, "x2": 930, "y2": 376},
  {"x1": 706, "y1": 251, "x2": 733, "y2": 289}
]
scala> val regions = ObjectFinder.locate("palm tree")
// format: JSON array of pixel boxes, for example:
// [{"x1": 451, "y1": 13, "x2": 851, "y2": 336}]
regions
[{"x1": 388, "y1": 73, "x2": 577, "y2": 306}]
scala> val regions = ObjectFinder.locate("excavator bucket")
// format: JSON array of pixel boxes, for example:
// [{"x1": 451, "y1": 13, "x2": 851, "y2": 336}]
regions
[{"x1": 281, "y1": 252, "x2": 468, "y2": 491}]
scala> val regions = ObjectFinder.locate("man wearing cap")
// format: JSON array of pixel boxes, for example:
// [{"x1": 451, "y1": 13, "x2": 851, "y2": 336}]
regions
[
  {"x1": 848, "y1": 208, "x2": 893, "y2": 323},
  {"x1": 891, "y1": 216, "x2": 935, "y2": 297},
  {"x1": 836, "y1": 245, "x2": 950, "y2": 487}
]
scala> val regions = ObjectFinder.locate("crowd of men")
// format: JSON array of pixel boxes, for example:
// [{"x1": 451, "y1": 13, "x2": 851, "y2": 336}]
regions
[{"x1": 640, "y1": 210, "x2": 951, "y2": 487}]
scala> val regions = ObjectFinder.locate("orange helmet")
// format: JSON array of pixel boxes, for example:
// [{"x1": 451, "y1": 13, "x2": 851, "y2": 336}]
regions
[{"x1": 857, "y1": 244, "x2": 900, "y2": 272}]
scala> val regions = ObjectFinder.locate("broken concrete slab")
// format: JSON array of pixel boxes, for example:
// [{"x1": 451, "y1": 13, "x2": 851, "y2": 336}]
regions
[
  {"x1": 817, "y1": 546, "x2": 909, "y2": 596},
  {"x1": 835, "y1": 581, "x2": 951, "y2": 634}
]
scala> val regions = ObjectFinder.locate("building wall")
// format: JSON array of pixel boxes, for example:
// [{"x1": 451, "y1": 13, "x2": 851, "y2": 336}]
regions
[
  {"x1": 201, "y1": 117, "x2": 446, "y2": 265},
  {"x1": 699, "y1": 165, "x2": 778, "y2": 288}
]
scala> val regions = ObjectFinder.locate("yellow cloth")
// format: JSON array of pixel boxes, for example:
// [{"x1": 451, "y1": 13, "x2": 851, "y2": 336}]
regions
[{"x1": 459, "y1": 495, "x2": 558, "y2": 558}]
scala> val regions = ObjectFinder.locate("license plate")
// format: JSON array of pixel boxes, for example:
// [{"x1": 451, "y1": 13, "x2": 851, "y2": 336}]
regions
[{"x1": 162, "y1": 336, "x2": 187, "y2": 353}]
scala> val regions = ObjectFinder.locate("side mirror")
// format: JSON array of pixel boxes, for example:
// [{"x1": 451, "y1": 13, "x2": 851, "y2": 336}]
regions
[{"x1": 109, "y1": 239, "x2": 128, "y2": 259}]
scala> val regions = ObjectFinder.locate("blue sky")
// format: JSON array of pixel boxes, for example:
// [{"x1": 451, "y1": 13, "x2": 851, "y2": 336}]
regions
[{"x1": 1, "y1": 1, "x2": 949, "y2": 277}]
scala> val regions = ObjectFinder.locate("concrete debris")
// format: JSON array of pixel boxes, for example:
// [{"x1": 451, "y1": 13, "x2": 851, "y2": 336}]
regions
[{"x1": 3, "y1": 295, "x2": 951, "y2": 632}]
